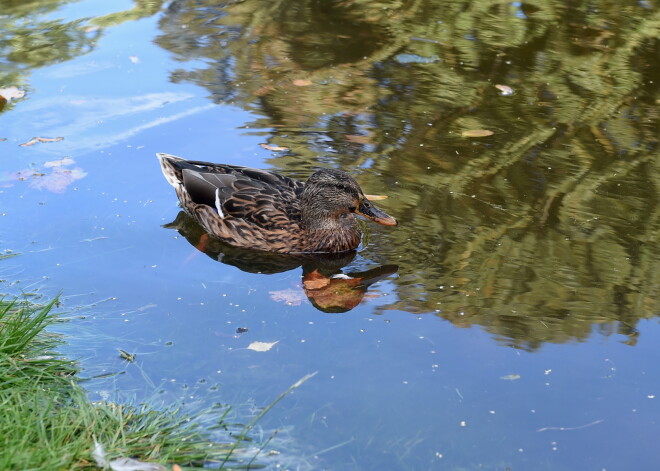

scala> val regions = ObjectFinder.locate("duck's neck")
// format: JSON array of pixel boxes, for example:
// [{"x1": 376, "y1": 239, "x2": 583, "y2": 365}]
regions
[{"x1": 301, "y1": 213, "x2": 362, "y2": 252}]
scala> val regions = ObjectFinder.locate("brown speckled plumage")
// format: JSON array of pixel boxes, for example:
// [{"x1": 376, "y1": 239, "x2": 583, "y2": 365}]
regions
[{"x1": 157, "y1": 153, "x2": 397, "y2": 254}]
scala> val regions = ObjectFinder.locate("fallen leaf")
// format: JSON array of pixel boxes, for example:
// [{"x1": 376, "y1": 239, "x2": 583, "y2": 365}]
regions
[
  {"x1": 461, "y1": 129, "x2": 494, "y2": 138},
  {"x1": 247, "y1": 341, "x2": 279, "y2": 352},
  {"x1": 293, "y1": 79, "x2": 312, "y2": 86},
  {"x1": 19, "y1": 136, "x2": 64, "y2": 147},
  {"x1": 495, "y1": 84, "x2": 514, "y2": 96},
  {"x1": 364, "y1": 194, "x2": 388, "y2": 201},
  {"x1": 259, "y1": 143, "x2": 289, "y2": 152},
  {"x1": 118, "y1": 349, "x2": 136, "y2": 362},
  {"x1": 499, "y1": 374, "x2": 521, "y2": 381},
  {"x1": 302, "y1": 270, "x2": 331, "y2": 290}
]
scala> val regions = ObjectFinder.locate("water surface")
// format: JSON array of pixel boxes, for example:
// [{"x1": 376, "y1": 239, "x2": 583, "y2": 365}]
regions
[{"x1": 1, "y1": 1, "x2": 659, "y2": 469}]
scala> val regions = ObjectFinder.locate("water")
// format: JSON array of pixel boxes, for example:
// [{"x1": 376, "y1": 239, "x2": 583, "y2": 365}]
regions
[{"x1": 1, "y1": 1, "x2": 659, "y2": 469}]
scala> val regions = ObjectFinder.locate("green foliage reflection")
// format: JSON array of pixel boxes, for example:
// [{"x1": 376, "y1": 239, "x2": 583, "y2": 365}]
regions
[{"x1": 155, "y1": 0, "x2": 660, "y2": 348}]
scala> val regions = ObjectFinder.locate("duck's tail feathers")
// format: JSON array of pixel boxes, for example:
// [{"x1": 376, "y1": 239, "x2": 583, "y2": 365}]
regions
[{"x1": 157, "y1": 153, "x2": 185, "y2": 187}]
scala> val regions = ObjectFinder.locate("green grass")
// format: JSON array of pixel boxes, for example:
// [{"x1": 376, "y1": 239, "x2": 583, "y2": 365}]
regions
[{"x1": 0, "y1": 297, "x2": 260, "y2": 470}]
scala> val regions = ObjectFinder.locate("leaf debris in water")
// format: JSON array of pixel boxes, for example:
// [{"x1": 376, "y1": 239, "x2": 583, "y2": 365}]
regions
[
  {"x1": 19, "y1": 136, "x2": 64, "y2": 147},
  {"x1": 495, "y1": 84, "x2": 514, "y2": 96},
  {"x1": 259, "y1": 143, "x2": 289, "y2": 152},
  {"x1": 118, "y1": 349, "x2": 136, "y2": 362},
  {"x1": 499, "y1": 374, "x2": 521, "y2": 381},
  {"x1": 247, "y1": 341, "x2": 279, "y2": 352},
  {"x1": 461, "y1": 130, "x2": 494, "y2": 138}
]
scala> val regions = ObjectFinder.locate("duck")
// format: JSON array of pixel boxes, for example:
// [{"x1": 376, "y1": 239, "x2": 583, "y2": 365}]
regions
[{"x1": 157, "y1": 153, "x2": 397, "y2": 254}]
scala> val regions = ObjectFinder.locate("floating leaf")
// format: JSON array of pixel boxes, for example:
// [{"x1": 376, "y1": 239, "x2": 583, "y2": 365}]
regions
[
  {"x1": 259, "y1": 143, "x2": 289, "y2": 152},
  {"x1": 247, "y1": 340, "x2": 279, "y2": 352},
  {"x1": 302, "y1": 271, "x2": 331, "y2": 290},
  {"x1": 461, "y1": 129, "x2": 494, "y2": 137},
  {"x1": 118, "y1": 349, "x2": 136, "y2": 362},
  {"x1": 19, "y1": 136, "x2": 64, "y2": 147},
  {"x1": 495, "y1": 84, "x2": 514, "y2": 96},
  {"x1": 499, "y1": 374, "x2": 521, "y2": 381}
]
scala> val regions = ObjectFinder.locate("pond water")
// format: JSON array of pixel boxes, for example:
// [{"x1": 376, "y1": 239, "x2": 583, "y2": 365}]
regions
[{"x1": 2, "y1": 1, "x2": 659, "y2": 469}]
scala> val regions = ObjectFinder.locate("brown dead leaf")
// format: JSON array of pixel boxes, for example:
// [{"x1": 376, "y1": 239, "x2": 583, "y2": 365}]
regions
[
  {"x1": 19, "y1": 136, "x2": 64, "y2": 147},
  {"x1": 302, "y1": 270, "x2": 331, "y2": 290},
  {"x1": 461, "y1": 130, "x2": 494, "y2": 138},
  {"x1": 259, "y1": 143, "x2": 289, "y2": 152},
  {"x1": 293, "y1": 79, "x2": 312, "y2": 86},
  {"x1": 247, "y1": 341, "x2": 279, "y2": 352}
]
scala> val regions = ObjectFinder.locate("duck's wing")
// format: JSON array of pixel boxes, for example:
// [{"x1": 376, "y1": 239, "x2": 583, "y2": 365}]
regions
[{"x1": 180, "y1": 163, "x2": 304, "y2": 230}]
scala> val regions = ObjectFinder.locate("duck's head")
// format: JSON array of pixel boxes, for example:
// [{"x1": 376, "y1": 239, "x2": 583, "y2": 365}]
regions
[{"x1": 301, "y1": 168, "x2": 397, "y2": 230}]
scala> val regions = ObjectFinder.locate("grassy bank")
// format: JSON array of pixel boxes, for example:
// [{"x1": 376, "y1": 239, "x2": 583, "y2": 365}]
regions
[{"x1": 0, "y1": 296, "x2": 251, "y2": 470}]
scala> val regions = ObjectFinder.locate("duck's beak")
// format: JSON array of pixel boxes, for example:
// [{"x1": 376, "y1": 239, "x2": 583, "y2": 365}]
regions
[{"x1": 356, "y1": 198, "x2": 398, "y2": 226}]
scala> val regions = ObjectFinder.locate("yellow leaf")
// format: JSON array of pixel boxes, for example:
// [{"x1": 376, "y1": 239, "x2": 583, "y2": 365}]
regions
[
  {"x1": 461, "y1": 130, "x2": 494, "y2": 137},
  {"x1": 259, "y1": 143, "x2": 289, "y2": 152}
]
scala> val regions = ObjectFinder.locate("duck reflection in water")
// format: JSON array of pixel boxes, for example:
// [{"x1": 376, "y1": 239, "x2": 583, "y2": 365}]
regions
[{"x1": 164, "y1": 211, "x2": 398, "y2": 313}]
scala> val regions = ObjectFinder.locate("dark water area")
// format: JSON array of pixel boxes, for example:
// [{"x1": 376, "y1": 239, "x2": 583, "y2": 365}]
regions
[{"x1": 1, "y1": 1, "x2": 659, "y2": 469}]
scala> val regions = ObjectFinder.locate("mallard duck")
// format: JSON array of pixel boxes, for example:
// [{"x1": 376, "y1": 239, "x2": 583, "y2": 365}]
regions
[{"x1": 157, "y1": 153, "x2": 397, "y2": 254}]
